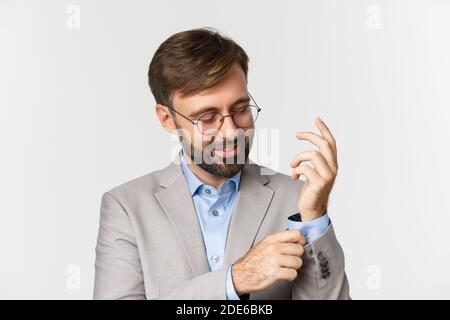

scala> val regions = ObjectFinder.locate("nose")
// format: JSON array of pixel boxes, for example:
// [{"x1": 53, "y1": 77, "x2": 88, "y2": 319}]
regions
[{"x1": 218, "y1": 115, "x2": 238, "y2": 140}]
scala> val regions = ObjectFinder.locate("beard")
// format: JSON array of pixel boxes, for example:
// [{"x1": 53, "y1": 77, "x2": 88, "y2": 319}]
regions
[{"x1": 178, "y1": 128, "x2": 252, "y2": 178}]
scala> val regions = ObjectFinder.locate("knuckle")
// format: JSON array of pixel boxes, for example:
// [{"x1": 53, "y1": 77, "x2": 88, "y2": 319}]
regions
[
  {"x1": 267, "y1": 266, "x2": 277, "y2": 278},
  {"x1": 298, "y1": 258, "x2": 303, "y2": 269},
  {"x1": 298, "y1": 245, "x2": 305, "y2": 256},
  {"x1": 268, "y1": 255, "x2": 278, "y2": 265},
  {"x1": 272, "y1": 268, "x2": 283, "y2": 281},
  {"x1": 289, "y1": 269, "x2": 298, "y2": 280},
  {"x1": 266, "y1": 243, "x2": 276, "y2": 252}
]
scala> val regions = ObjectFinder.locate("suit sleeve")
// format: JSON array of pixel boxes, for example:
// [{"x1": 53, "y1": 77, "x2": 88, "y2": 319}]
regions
[
  {"x1": 93, "y1": 192, "x2": 228, "y2": 300},
  {"x1": 291, "y1": 222, "x2": 351, "y2": 300}
]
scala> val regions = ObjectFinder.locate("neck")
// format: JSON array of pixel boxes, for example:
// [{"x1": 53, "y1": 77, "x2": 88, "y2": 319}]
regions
[{"x1": 182, "y1": 152, "x2": 227, "y2": 189}]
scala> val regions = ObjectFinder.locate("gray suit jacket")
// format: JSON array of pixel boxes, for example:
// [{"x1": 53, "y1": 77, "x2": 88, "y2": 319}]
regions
[{"x1": 94, "y1": 158, "x2": 350, "y2": 300}]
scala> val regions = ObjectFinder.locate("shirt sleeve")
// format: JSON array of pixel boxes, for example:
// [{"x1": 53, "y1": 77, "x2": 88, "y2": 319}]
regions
[
  {"x1": 226, "y1": 213, "x2": 330, "y2": 299},
  {"x1": 287, "y1": 212, "x2": 330, "y2": 243},
  {"x1": 225, "y1": 263, "x2": 241, "y2": 300}
]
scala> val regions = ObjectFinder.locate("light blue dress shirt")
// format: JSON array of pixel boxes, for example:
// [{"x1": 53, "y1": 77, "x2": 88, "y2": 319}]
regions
[{"x1": 178, "y1": 149, "x2": 330, "y2": 300}]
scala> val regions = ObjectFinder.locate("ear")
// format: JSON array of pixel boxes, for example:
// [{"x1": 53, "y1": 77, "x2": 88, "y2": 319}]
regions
[{"x1": 155, "y1": 104, "x2": 177, "y2": 134}]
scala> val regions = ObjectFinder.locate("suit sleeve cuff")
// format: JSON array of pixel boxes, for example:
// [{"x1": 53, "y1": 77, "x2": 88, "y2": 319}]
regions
[
  {"x1": 226, "y1": 264, "x2": 241, "y2": 300},
  {"x1": 287, "y1": 212, "x2": 330, "y2": 243}
]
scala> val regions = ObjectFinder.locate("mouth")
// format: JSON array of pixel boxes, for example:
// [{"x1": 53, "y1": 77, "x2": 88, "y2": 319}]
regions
[{"x1": 214, "y1": 144, "x2": 238, "y2": 158}]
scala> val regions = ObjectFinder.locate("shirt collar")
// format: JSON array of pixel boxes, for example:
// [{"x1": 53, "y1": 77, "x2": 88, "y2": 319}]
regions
[{"x1": 178, "y1": 149, "x2": 241, "y2": 196}]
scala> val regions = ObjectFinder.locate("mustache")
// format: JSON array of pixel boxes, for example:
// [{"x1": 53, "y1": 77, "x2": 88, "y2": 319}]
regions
[
  {"x1": 186, "y1": 135, "x2": 251, "y2": 165},
  {"x1": 210, "y1": 138, "x2": 248, "y2": 150},
  {"x1": 208, "y1": 134, "x2": 249, "y2": 149}
]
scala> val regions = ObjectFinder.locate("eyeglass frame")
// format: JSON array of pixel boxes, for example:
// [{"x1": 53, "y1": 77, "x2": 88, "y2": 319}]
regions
[{"x1": 165, "y1": 91, "x2": 261, "y2": 135}]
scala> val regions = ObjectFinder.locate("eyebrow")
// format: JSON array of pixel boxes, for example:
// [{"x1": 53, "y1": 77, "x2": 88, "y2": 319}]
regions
[{"x1": 188, "y1": 95, "x2": 251, "y2": 118}]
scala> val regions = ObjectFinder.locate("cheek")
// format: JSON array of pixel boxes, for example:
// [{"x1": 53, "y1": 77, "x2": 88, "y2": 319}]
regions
[
  {"x1": 191, "y1": 133, "x2": 214, "y2": 150},
  {"x1": 179, "y1": 127, "x2": 201, "y2": 146},
  {"x1": 239, "y1": 129, "x2": 254, "y2": 147}
]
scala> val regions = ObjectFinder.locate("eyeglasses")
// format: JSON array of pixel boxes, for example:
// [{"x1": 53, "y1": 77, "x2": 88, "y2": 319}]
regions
[{"x1": 166, "y1": 91, "x2": 262, "y2": 136}]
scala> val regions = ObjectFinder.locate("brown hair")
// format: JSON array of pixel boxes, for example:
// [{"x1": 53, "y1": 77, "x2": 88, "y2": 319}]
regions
[{"x1": 148, "y1": 27, "x2": 249, "y2": 110}]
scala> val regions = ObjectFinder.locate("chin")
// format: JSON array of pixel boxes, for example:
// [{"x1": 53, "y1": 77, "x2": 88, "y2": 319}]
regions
[{"x1": 198, "y1": 162, "x2": 245, "y2": 178}]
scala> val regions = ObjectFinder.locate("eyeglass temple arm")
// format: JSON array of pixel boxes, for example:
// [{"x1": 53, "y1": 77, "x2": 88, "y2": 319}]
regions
[
  {"x1": 247, "y1": 91, "x2": 261, "y2": 111},
  {"x1": 167, "y1": 105, "x2": 196, "y2": 125}
]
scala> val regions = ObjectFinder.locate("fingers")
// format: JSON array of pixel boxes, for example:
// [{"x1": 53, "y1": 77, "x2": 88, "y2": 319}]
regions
[
  {"x1": 290, "y1": 150, "x2": 333, "y2": 180},
  {"x1": 291, "y1": 164, "x2": 323, "y2": 190},
  {"x1": 267, "y1": 229, "x2": 305, "y2": 244},
  {"x1": 278, "y1": 242, "x2": 305, "y2": 257},
  {"x1": 275, "y1": 267, "x2": 298, "y2": 282},
  {"x1": 297, "y1": 118, "x2": 336, "y2": 152},
  {"x1": 294, "y1": 117, "x2": 338, "y2": 174},
  {"x1": 294, "y1": 132, "x2": 337, "y2": 174},
  {"x1": 315, "y1": 117, "x2": 336, "y2": 152},
  {"x1": 297, "y1": 233, "x2": 307, "y2": 246},
  {"x1": 276, "y1": 255, "x2": 303, "y2": 270}
]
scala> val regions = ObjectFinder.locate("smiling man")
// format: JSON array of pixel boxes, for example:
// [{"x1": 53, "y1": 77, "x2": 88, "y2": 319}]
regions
[{"x1": 93, "y1": 27, "x2": 350, "y2": 300}]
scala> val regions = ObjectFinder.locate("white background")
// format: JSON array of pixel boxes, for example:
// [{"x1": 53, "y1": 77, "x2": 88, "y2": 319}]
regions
[{"x1": 1, "y1": 0, "x2": 449, "y2": 299}]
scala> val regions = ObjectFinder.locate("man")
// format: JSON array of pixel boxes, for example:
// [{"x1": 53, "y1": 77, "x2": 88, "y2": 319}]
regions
[{"x1": 93, "y1": 27, "x2": 350, "y2": 300}]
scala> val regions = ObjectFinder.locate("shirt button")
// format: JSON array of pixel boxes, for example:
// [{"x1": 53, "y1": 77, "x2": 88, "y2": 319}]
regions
[
  {"x1": 211, "y1": 255, "x2": 220, "y2": 263},
  {"x1": 205, "y1": 189, "x2": 211, "y2": 195},
  {"x1": 212, "y1": 210, "x2": 219, "y2": 217}
]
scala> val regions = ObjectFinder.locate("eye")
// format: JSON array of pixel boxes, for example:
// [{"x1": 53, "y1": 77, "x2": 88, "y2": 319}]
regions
[
  {"x1": 199, "y1": 112, "x2": 218, "y2": 122},
  {"x1": 234, "y1": 105, "x2": 250, "y2": 113}
]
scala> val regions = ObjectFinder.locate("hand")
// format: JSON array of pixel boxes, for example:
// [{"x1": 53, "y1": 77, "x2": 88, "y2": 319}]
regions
[
  {"x1": 231, "y1": 229, "x2": 307, "y2": 296},
  {"x1": 290, "y1": 117, "x2": 338, "y2": 222}
]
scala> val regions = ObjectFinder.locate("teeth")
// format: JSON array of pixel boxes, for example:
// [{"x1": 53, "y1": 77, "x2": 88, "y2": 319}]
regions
[{"x1": 217, "y1": 144, "x2": 235, "y2": 152}]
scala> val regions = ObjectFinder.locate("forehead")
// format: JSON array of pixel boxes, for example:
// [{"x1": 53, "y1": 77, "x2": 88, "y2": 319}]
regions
[{"x1": 173, "y1": 63, "x2": 248, "y2": 111}]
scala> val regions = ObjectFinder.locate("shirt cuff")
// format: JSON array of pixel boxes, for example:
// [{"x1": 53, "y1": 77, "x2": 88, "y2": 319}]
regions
[
  {"x1": 226, "y1": 264, "x2": 241, "y2": 300},
  {"x1": 287, "y1": 211, "x2": 330, "y2": 243}
]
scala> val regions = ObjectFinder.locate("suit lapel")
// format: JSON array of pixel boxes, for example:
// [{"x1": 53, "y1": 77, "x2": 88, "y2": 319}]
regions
[
  {"x1": 154, "y1": 160, "x2": 210, "y2": 276},
  {"x1": 224, "y1": 162, "x2": 274, "y2": 267}
]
